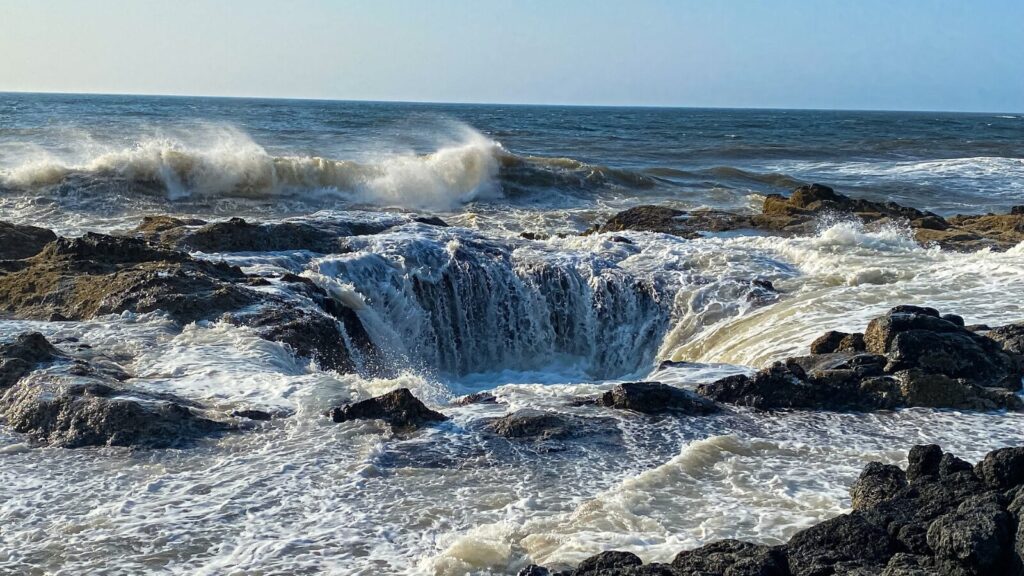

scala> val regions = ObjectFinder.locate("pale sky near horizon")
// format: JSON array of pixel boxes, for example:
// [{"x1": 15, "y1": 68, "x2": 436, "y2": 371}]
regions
[{"x1": 1, "y1": 0, "x2": 1022, "y2": 112}]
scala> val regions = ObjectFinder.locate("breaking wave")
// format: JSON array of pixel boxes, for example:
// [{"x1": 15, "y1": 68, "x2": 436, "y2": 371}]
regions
[{"x1": 0, "y1": 123, "x2": 664, "y2": 211}]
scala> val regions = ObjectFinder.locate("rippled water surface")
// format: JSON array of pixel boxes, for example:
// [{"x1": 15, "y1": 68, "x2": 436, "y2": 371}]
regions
[{"x1": 1, "y1": 94, "x2": 1023, "y2": 575}]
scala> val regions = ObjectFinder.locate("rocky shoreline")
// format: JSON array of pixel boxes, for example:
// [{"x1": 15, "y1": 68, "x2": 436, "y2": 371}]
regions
[
  {"x1": 519, "y1": 445, "x2": 1024, "y2": 575},
  {"x1": 0, "y1": 183, "x2": 1023, "y2": 572}
]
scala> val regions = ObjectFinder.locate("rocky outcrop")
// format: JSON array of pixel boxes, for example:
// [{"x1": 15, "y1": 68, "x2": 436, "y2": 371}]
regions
[
  {"x1": 591, "y1": 184, "x2": 1024, "y2": 252},
  {"x1": 0, "y1": 221, "x2": 58, "y2": 260},
  {"x1": 529, "y1": 445, "x2": 1024, "y2": 575},
  {"x1": 326, "y1": 388, "x2": 448, "y2": 430},
  {"x1": 484, "y1": 409, "x2": 621, "y2": 447},
  {"x1": 0, "y1": 233, "x2": 257, "y2": 323},
  {"x1": 132, "y1": 213, "x2": 448, "y2": 253},
  {"x1": 0, "y1": 333, "x2": 231, "y2": 448},
  {"x1": 0, "y1": 232, "x2": 375, "y2": 373},
  {"x1": 594, "y1": 382, "x2": 719, "y2": 416},
  {"x1": 698, "y1": 306, "x2": 1023, "y2": 412}
]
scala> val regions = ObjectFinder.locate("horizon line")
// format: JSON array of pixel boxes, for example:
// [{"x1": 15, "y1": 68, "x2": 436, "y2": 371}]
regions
[{"x1": 1, "y1": 89, "x2": 1020, "y2": 116}]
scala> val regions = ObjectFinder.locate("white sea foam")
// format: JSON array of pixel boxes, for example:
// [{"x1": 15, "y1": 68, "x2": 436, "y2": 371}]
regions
[{"x1": 0, "y1": 123, "x2": 505, "y2": 210}]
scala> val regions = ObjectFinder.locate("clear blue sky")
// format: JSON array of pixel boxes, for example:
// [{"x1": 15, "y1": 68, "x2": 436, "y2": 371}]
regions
[{"x1": 2, "y1": 0, "x2": 1022, "y2": 111}]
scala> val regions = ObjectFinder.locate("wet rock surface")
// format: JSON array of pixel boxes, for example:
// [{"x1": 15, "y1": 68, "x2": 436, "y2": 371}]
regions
[
  {"x1": 592, "y1": 184, "x2": 1024, "y2": 252},
  {"x1": 594, "y1": 382, "x2": 719, "y2": 415},
  {"x1": 0, "y1": 231, "x2": 376, "y2": 373},
  {"x1": 326, "y1": 388, "x2": 448, "y2": 430},
  {"x1": 0, "y1": 333, "x2": 231, "y2": 448},
  {"x1": 0, "y1": 221, "x2": 59, "y2": 260},
  {"x1": 484, "y1": 409, "x2": 621, "y2": 446},
  {"x1": 132, "y1": 213, "x2": 447, "y2": 253},
  {"x1": 0, "y1": 232, "x2": 257, "y2": 323},
  {"x1": 530, "y1": 445, "x2": 1024, "y2": 576},
  {"x1": 698, "y1": 305, "x2": 1023, "y2": 412}
]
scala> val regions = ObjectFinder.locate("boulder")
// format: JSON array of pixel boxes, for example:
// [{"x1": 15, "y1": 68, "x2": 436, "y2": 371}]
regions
[
  {"x1": 0, "y1": 332, "x2": 230, "y2": 448},
  {"x1": 0, "y1": 332, "x2": 59, "y2": 388},
  {"x1": 595, "y1": 382, "x2": 719, "y2": 415},
  {"x1": 784, "y1": 512, "x2": 896, "y2": 576},
  {"x1": 809, "y1": 330, "x2": 848, "y2": 354},
  {"x1": 483, "y1": 409, "x2": 620, "y2": 446},
  {"x1": 0, "y1": 232, "x2": 376, "y2": 374},
  {"x1": 326, "y1": 388, "x2": 447, "y2": 430},
  {"x1": 671, "y1": 539, "x2": 788, "y2": 576},
  {"x1": 975, "y1": 447, "x2": 1024, "y2": 491},
  {"x1": 0, "y1": 221, "x2": 58, "y2": 260},
  {"x1": 574, "y1": 551, "x2": 643, "y2": 574},
  {"x1": 452, "y1": 391, "x2": 499, "y2": 406},
  {"x1": 851, "y1": 462, "x2": 908, "y2": 510},
  {"x1": 926, "y1": 494, "x2": 1013, "y2": 574}
]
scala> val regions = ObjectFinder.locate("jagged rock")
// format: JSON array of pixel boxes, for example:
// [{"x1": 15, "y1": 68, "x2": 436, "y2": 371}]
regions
[
  {"x1": 926, "y1": 493, "x2": 1013, "y2": 574},
  {"x1": 591, "y1": 184, "x2": 1024, "y2": 252},
  {"x1": 452, "y1": 391, "x2": 499, "y2": 406},
  {"x1": 0, "y1": 221, "x2": 58, "y2": 260},
  {"x1": 851, "y1": 462, "x2": 908, "y2": 510},
  {"x1": 326, "y1": 388, "x2": 447, "y2": 430},
  {"x1": 975, "y1": 447, "x2": 1024, "y2": 491},
  {"x1": 590, "y1": 206, "x2": 753, "y2": 238},
  {"x1": 0, "y1": 333, "x2": 230, "y2": 448},
  {"x1": 484, "y1": 409, "x2": 619, "y2": 445},
  {"x1": 700, "y1": 306, "x2": 1023, "y2": 412},
  {"x1": 517, "y1": 565, "x2": 551, "y2": 576},
  {"x1": 784, "y1": 512, "x2": 896, "y2": 576},
  {"x1": 595, "y1": 382, "x2": 719, "y2": 415},
  {"x1": 0, "y1": 332, "x2": 59, "y2": 388},
  {"x1": 986, "y1": 322, "x2": 1024, "y2": 355},
  {"x1": 809, "y1": 330, "x2": 849, "y2": 354},
  {"x1": 0, "y1": 233, "x2": 257, "y2": 323},
  {"x1": 574, "y1": 551, "x2": 643, "y2": 574},
  {"x1": 671, "y1": 539, "x2": 788, "y2": 576}
]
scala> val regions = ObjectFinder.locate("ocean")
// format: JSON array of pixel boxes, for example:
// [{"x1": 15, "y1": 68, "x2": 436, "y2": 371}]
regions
[{"x1": 1, "y1": 92, "x2": 1023, "y2": 575}]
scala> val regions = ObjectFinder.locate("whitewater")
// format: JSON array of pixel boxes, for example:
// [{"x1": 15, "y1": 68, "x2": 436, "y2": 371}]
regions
[{"x1": 1, "y1": 94, "x2": 1023, "y2": 575}]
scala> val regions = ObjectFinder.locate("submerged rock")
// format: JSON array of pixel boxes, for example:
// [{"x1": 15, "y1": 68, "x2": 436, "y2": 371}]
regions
[
  {"x1": 698, "y1": 305, "x2": 1023, "y2": 412},
  {"x1": 595, "y1": 382, "x2": 719, "y2": 415},
  {"x1": 484, "y1": 409, "x2": 620, "y2": 445},
  {"x1": 532, "y1": 445, "x2": 1024, "y2": 576},
  {"x1": 326, "y1": 388, "x2": 448, "y2": 430},
  {"x1": 0, "y1": 221, "x2": 58, "y2": 260},
  {"x1": 0, "y1": 333, "x2": 231, "y2": 448}
]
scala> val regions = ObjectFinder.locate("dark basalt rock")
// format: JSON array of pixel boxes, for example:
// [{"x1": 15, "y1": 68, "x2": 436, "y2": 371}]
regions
[
  {"x1": 0, "y1": 332, "x2": 59, "y2": 388},
  {"x1": 595, "y1": 382, "x2": 719, "y2": 415},
  {"x1": 589, "y1": 206, "x2": 755, "y2": 238},
  {"x1": 671, "y1": 539, "x2": 788, "y2": 576},
  {"x1": 0, "y1": 221, "x2": 58, "y2": 260},
  {"x1": 0, "y1": 233, "x2": 256, "y2": 323},
  {"x1": 452, "y1": 391, "x2": 499, "y2": 406},
  {"x1": 132, "y1": 213, "x2": 422, "y2": 253},
  {"x1": 574, "y1": 551, "x2": 643, "y2": 574},
  {"x1": 851, "y1": 462, "x2": 908, "y2": 511},
  {"x1": 0, "y1": 333, "x2": 231, "y2": 448},
  {"x1": 698, "y1": 306, "x2": 1023, "y2": 412},
  {"x1": 484, "y1": 409, "x2": 620, "y2": 445},
  {"x1": 326, "y1": 388, "x2": 447, "y2": 430},
  {"x1": 533, "y1": 445, "x2": 1024, "y2": 576}
]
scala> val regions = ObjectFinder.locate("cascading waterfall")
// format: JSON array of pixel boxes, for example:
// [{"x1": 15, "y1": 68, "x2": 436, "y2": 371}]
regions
[{"x1": 311, "y1": 228, "x2": 670, "y2": 378}]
